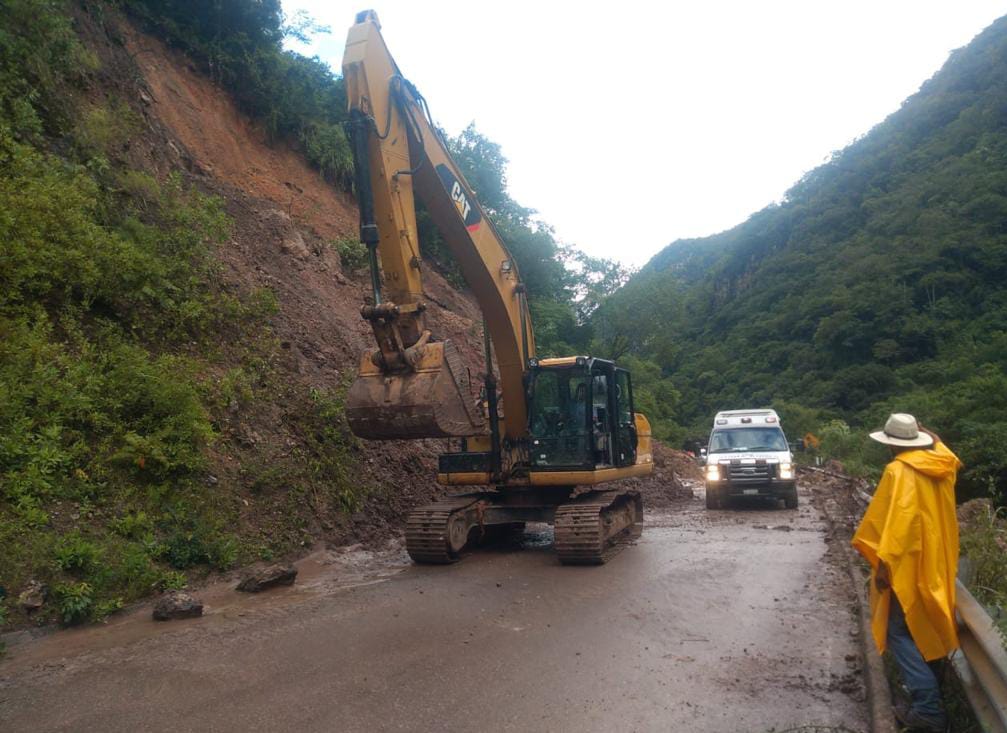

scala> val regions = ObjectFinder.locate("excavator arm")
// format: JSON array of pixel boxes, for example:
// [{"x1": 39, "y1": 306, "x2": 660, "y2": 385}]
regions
[{"x1": 342, "y1": 10, "x2": 534, "y2": 441}]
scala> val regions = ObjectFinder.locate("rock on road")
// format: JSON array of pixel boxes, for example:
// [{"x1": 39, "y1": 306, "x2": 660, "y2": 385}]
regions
[{"x1": 0, "y1": 481, "x2": 868, "y2": 733}]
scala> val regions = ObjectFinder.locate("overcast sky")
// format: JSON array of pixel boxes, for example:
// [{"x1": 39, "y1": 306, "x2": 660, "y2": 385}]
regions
[{"x1": 282, "y1": 1, "x2": 1003, "y2": 267}]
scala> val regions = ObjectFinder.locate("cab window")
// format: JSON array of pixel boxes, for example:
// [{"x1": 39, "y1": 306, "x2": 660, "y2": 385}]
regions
[
  {"x1": 529, "y1": 369, "x2": 590, "y2": 437},
  {"x1": 709, "y1": 427, "x2": 787, "y2": 453}
]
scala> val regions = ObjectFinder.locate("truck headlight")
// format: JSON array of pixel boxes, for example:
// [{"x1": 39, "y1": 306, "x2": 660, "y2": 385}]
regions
[
  {"x1": 779, "y1": 463, "x2": 793, "y2": 480},
  {"x1": 706, "y1": 464, "x2": 720, "y2": 481}
]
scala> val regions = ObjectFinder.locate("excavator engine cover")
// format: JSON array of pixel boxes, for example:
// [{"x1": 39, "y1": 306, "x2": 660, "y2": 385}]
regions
[{"x1": 346, "y1": 340, "x2": 485, "y2": 439}]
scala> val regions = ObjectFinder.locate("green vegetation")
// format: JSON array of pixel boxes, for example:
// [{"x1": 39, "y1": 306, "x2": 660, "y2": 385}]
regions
[
  {"x1": 0, "y1": 1, "x2": 371, "y2": 629},
  {"x1": 597, "y1": 16, "x2": 1007, "y2": 503},
  {"x1": 960, "y1": 503, "x2": 1007, "y2": 640},
  {"x1": 333, "y1": 236, "x2": 369, "y2": 272}
]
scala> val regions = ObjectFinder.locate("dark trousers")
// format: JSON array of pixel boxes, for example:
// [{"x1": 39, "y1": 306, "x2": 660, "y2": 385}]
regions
[{"x1": 887, "y1": 596, "x2": 944, "y2": 718}]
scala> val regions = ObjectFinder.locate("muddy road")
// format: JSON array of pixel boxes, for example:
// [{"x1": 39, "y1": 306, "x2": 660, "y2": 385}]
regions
[{"x1": 1, "y1": 480, "x2": 868, "y2": 733}]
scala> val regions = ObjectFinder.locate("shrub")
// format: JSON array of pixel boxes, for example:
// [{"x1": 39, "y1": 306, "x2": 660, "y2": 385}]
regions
[
  {"x1": 159, "y1": 570, "x2": 187, "y2": 591},
  {"x1": 54, "y1": 533, "x2": 102, "y2": 574},
  {"x1": 207, "y1": 535, "x2": 239, "y2": 569},
  {"x1": 92, "y1": 596, "x2": 124, "y2": 622},
  {"x1": 334, "y1": 237, "x2": 369, "y2": 272},
  {"x1": 301, "y1": 122, "x2": 352, "y2": 188},
  {"x1": 74, "y1": 102, "x2": 139, "y2": 158},
  {"x1": 54, "y1": 581, "x2": 94, "y2": 625},
  {"x1": 111, "y1": 511, "x2": 154, "y2": 540},
  {"x1": 0, "y1": 315, "x2": 215, "y2": 503},
  {"x1": 161, "y1": 529, "x2": 211, "y2": 570},
  {"x1": 115, "y1": 542, "x2": 161, "y2": 596},
  {"x1": 817, "y1": 419, "x2": 887, "y2": 479},
  {"x1": 0, "y1": 0, "x2": 93, "y2": 138}
]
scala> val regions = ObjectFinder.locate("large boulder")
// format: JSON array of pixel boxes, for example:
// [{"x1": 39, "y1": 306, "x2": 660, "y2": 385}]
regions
[
  {"x1": 19, "y1": 580, "x2": 47, "y2": 612},
  {"x1": 236, "y1": 563, "x2": 297, "y2": 593},
  {"x1": 152, "y1": 590, "x2": 204, "y2": 621}
]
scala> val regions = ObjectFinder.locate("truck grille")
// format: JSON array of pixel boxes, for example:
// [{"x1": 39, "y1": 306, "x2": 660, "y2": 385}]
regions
[{"x1": 726, "y1": 463, "x2": 772, "y2": 484}]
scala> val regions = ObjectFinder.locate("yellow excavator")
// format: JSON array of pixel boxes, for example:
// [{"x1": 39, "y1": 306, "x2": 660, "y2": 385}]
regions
[{"x1": 341, "y1": 11, "x2": 653, "y2": 564}]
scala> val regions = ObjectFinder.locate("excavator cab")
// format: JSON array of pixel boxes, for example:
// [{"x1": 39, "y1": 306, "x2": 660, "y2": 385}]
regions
[{"x1": 527, "y1": 357, "x2": 638, "y2": 470}]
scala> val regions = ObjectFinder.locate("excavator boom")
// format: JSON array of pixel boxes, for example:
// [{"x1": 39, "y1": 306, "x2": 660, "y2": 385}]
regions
[{"x1": 342, "y1": 10, "x2": 534, "y2": 441}]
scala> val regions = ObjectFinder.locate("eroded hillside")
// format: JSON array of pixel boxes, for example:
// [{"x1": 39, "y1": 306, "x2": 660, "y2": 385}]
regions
[{"x1": 0, "y1": 3, "x2": 488, "y2": 629}]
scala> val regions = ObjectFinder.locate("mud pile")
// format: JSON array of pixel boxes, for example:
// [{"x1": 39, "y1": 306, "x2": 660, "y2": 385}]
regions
[{"x1": 623, "y1": 443, "x2": 697, "y2": 508}]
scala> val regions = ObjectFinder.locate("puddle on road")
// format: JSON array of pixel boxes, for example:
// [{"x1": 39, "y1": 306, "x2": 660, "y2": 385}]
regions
[
  {"x1": 517, "y1": 523, "x2": 554, "y2": 549},
  {"x1": 0, "y1": 539, "x2": 412, "y2": 671},
  {"x1": 294, "y1": 539, "x2": 411, "y2": 593}
]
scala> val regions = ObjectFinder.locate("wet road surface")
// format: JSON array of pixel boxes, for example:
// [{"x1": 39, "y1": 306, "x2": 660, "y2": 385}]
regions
[{"x1": 0, "y1": 482, "x2": 868, "y2": 732}]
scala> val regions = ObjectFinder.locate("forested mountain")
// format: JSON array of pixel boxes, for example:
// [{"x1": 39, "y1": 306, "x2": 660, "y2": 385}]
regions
[{"x1": 596, "y1": 15, "x2": 1007, "y2": 499}]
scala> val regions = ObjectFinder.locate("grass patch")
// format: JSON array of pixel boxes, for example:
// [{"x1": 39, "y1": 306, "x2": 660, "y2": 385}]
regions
[{"x1": 959, "y1": 499, "x2": 1007, "y2": 642}]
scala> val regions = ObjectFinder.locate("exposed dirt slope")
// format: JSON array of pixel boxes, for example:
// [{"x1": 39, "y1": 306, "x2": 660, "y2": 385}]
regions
[
  {"x1": 122, "y1": 25, "x2": 485, "y2": 382},
  {"x1": 62, "y1": 12, "x2": 484, "y2": 556},
  {"x1": 123, "y1": 27, "x2": 355, "y2": 240}
]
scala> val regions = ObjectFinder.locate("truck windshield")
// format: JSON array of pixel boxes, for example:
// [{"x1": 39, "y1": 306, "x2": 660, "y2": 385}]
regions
[{"x1": 709, "y1": 427, "x2": 787, "y2": 453}]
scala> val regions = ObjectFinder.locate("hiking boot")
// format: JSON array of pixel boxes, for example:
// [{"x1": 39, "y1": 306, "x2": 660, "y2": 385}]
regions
[{"x1": 893, "y1": 703, "x2": 947, "y2": 732}]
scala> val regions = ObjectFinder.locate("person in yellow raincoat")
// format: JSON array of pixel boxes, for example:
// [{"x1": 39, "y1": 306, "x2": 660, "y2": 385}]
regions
[{"x1": 852, "y1": 413, "x2": 962, "y2": 732}]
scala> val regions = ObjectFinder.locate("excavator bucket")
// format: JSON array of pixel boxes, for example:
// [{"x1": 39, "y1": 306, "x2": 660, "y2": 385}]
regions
[{"x1": 346, "y1": 340, "x2": 486, "y2": 439}]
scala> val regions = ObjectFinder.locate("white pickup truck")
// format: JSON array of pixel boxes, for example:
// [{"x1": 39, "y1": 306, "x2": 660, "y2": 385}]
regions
[{"x1": 702, "y1": 409, "x2": 797, "y2": 510}]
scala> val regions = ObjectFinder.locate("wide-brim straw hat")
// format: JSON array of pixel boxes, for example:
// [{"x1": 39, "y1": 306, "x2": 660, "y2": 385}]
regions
[{"x1": 869, "y1": 413, "x2": 934, "y2": 448}]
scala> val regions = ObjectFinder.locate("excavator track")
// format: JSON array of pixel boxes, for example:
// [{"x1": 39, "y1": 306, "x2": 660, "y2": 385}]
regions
[
  {"x1": 554, "y1": 490, "x2": 643, "y2": 565},
  {"x1": 405, "y1": 495, "x2": 485, "y2": 564}
]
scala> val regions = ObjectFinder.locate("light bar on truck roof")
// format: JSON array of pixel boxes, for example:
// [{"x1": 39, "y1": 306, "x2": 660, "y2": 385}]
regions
[
  {"x1": 716, "y1": 418, "x2": 727, "y2": 425},
  {"x1": 765, "y1": 416, "x2": 777, "y2": 423}
]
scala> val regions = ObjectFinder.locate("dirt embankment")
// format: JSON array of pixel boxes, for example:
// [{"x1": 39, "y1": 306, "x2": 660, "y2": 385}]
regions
[
  {"x1": 67, "y1": 11, "x2": 488, "y2": 553},
  {"x1": 120, "y1": 24, "x2": 486, "y2": 385}
]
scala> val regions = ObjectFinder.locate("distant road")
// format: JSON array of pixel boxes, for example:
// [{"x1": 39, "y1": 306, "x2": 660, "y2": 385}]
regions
[{"x1": 0, "y1": 481, "x2": 868, "y2": 733}]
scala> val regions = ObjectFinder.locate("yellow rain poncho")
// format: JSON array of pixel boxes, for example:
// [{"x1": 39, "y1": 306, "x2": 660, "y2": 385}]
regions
[{"x1": 851, "y1": 441, "x2": 962, "y2": 660}]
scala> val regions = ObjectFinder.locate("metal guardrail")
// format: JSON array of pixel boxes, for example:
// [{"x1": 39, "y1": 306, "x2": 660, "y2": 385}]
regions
[{"x1": 950, "y1": 579, "x2": 1007, "y2": 733}]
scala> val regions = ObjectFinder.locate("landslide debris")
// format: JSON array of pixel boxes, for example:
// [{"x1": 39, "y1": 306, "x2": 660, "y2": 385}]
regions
[{"x1": 622, "y1": 443, "x2": 698, "y2": 509}]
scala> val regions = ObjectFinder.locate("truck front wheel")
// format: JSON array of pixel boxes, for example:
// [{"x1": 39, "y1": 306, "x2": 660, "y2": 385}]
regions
[
  {"x1": 784, "y1": 487, "x2": 799, "y2": 510},
  {"x1": 705, "y1": 485, "x2": 721, "y2": 510}
]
